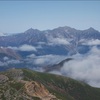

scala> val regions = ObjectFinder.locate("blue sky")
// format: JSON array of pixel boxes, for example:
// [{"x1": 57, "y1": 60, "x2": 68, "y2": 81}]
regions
[{"x1": 0, "y1": 1, "x2": 100, "y2": 33}]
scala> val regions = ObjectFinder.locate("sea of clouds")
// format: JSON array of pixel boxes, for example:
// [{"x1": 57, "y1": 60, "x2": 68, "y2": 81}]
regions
[
  {"x1": 4, "y1": 41, "x2": 100, "y2": 87},
  {"x1": 50, "y1": 46, "x2": 100, "y2": 87}
]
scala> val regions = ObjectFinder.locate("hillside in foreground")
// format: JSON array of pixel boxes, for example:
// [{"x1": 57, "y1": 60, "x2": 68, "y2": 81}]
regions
[{"x1": 0, "y1": 68, "x2": 100, "y2": 100}]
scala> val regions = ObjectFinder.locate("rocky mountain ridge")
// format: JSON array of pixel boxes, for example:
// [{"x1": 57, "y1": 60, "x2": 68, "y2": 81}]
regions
[{"x1": 0, "y1": 68, "x2": 100, "y2": 100}]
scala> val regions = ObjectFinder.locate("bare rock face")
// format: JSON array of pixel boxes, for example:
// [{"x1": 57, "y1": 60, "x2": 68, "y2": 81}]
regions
[
  {"x1": 25, "y1": 81, "x2": 57, "y2": 100},
  {"x1": 8, "y1": 68, "x2": 23, "y2": 80},
  {"x1": 0, "y1": 75, "x2": 9, "y2": 83},
  {"x1": 0, "y1": 47, "x2": 21, "y2": 60}
]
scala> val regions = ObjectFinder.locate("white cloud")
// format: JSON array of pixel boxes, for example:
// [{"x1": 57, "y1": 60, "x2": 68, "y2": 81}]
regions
[
  {"x1": 19, "y1": 44, "x2": 37, "y2": 51},
  {"x1": 50, "y1": 70, "x2": 62, "y2": 75},
  {"x1": 7, "y1": 46, "x2": 18, "y2": 50},
  {"x1": 7, "y1": 59, "x2": 21, "y2": 64},
  {"x1": 27, "y1": 54, "x2": 36, "y2": 58},
  {"x1": 58, "y1": 46, "x2": 100, "y2": 87},
  {"x1": 37, "y1": 42, "x2": 46, "y2": 45},
  {"x1": 3, "y1": 57, "x2": 9, "y2": 61},
  {"x1": 34, "y1": 58, "x2": 45, "y2": 65},
  {"x1": 34, "y1": 54, "x2": 66, "y2": 65},
  {"x1": 0, "y1": 32, "x2": 6, "y2": 36},
  {"x1": 0, "y1": 61, "x2": 7, "y2": 66},
  {"x1": 0, "y1": 59, "x2": 21, "y2": 66},
  {"x1": 8, "y1": 44, "x2": 37, "y2": 51},
  {"x1": 82, "y1": 39, "x2": 100, "y2": 45},
  {"x1": 48, "y1": 37, "x2": 70, "y2": 45}
]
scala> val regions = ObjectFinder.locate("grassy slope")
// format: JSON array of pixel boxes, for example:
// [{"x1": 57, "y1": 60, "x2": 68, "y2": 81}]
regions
[
  {"x1": 22, "y1": 69, "x2": 100, "y2": 100},
  {"x1": 0, "y1": 68, "x2": 100, "y2": 100}
]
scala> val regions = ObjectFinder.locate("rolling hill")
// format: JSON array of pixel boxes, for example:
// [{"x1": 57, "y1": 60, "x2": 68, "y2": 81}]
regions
[{"x1": 0, "y1": 68, "x2": 100, "y2": 100}]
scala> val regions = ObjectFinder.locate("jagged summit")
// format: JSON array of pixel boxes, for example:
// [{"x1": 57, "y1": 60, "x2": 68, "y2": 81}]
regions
[
  {"x1": 24, "y1": 28, "x2": 40, "y2": 34},
  {"x1": 82, "y1": 27, "x2": 99, "y2": 33},
  {"x1": 87, "y1": 27, "x2": 97, "y2": 31},
  {"x1": 88, "y1": 27, "x2": 95, "y2": 30},
  {"x1": 52, "y1": 26, "x2": 77, "y2": 32},
  {"x1": 0, "y1": 26, "x2": 100, "y2": 53}
]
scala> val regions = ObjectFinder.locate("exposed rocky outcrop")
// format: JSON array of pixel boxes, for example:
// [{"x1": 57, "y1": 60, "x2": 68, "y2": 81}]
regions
[
  {"x1": 0, "y1": 75, "x2": 9, "y2": 83},
  {"x1": 25, "y1": 81, "x2": 57, "y2": 100},
  {"x1": 0, "y1": 68, "x2": 100, "y2": 100},
  {"x1": 7, "y1": 68, "x2": 23, "y2": 80},
  {"x1": 0, "y1": 47, "x2": 21, "y2": 60}
]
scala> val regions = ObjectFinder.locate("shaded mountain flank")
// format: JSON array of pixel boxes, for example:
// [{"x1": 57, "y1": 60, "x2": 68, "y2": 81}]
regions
[
  {"x1": 0, "y1": 47, "x2": 21, "y2": 60},
  {"x1": 44, "y1": 58, "x2": 73, "y2": 72}
]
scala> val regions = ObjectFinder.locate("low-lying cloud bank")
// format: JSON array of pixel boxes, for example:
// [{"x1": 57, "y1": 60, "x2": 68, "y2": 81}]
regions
[
  {"x1": 8, "y1": 44, "x2": 37, "y2": 51},
  {"x1": 33, "y1": 54, "x2": 66, "y2": 65},
  {"x1": 51, "y1": 46, "x2": 100, "y2": 87},
  {"x1": 25, "y1": 54, "x2": 67, "y2": 72},
  {"x1": 48, "y1": 37, "x2": 70, "y2": 45},
  {"x1": 82, "y1": 39, "x2": 100, "y2": 45},
  {"x1": 0, "y1": 59, "x2": 21, "y2": 66}
]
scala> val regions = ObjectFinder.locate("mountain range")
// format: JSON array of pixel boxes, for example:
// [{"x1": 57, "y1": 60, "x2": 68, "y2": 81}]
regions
[
  {"x1": 0, "y1": 26, "x2": 100, "y2": 70},
  {"x1": 0, "y1": 26, "x2": 100, "y2": 55}
]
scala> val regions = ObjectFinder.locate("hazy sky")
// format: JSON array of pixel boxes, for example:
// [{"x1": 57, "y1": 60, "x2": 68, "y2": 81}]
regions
[{"x1": 0, "y1": 1, "x2": 100, "y2": 33}]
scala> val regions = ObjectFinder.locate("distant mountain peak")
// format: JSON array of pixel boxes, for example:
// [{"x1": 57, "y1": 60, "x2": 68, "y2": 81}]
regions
[
  {"x1": 56, "y1": 26, "x2": 75, "y2": 30},
  {"x1": 88, "y1": 27, "x2": 95, "y2": 30},
  {"x1": 52, "y1": 26, "x2": 77, "y2": 33},
  {"x1": 86, "y1": 27, "x2": 98, "y2": 32},
  {"x1": 24, "y1": 28, "x2": 39, "y2": 33},
  {"x1": 59, "y1": 26, "x2": 72, "y2": 29},
  {"x1": 28, "y1": 28, "x2": 34, "y2": 30}
]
